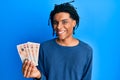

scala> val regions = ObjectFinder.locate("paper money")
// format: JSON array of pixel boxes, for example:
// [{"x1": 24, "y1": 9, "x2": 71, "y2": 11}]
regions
[{"x1": 17, "y1": 42, "x2": 40, "y2": 66}]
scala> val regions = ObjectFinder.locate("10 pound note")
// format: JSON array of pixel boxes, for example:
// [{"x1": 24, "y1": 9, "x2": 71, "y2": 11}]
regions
[{"x1": 17, "y1": 42, "x2": 40, "y2": 66}]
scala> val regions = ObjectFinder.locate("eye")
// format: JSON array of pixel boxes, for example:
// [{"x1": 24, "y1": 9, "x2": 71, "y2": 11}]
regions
[
  {"x1": 53, "y1": 21, "x2": 58, "y2": 25},
  {"x1": 62, "y1": 20, "x2": 68, "y2": 25}
]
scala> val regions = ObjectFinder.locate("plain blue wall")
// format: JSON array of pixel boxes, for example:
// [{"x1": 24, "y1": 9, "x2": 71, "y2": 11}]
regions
[{"x1": 0, "y1": 0, "x2": 120, "y2": 80}]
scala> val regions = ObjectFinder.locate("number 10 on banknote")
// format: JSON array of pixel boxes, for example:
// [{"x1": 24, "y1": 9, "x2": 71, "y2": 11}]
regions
[{"x1": 17, "y1": 42, "x2": 40, "y2": 66}]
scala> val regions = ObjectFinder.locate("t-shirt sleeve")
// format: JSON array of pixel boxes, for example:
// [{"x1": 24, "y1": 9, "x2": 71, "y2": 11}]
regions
[{"x1": 81, "y1": 47, "x2": 93, "y2": 80}]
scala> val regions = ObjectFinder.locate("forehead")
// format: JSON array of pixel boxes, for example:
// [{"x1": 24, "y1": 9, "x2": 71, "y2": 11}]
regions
[{"x1": 53, "y1": 12, "x2": 71, "y2": 21}]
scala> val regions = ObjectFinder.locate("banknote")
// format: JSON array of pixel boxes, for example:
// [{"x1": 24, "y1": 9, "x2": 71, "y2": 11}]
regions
[{"x1": 17, "y1": 42, "x2": 40, "y2": 66}]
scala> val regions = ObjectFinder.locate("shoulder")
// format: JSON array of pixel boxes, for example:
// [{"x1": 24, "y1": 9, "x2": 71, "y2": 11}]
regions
[
  {"x1": 40, "y1": 38, "x2": 56, "y2": 48},
  {"x1": 80, "y1": 40, "x2": 92, "y2": 52},
  {"x1": 78, "y1": 39, "x2": 93, "y2": 57}
]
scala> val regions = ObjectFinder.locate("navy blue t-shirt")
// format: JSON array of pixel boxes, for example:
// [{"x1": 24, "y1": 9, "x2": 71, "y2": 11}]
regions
[{"x1": 37, "y1": 38, "x2": 93, "y2": 80}]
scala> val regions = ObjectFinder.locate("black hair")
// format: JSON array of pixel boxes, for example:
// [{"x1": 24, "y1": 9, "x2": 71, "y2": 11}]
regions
[{"x1": 49, "y1": 2, "x2": 79, "y2": 36}]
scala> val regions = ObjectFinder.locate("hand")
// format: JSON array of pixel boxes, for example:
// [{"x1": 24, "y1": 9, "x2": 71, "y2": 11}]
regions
[{"x1": 22, "y1": 59, "x2": 41, "y2": 79}]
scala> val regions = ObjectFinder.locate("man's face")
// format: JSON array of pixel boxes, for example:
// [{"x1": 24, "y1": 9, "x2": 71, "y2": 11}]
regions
[{"x1": 53, "y1": 12, "x2": 76, "y2": 40}]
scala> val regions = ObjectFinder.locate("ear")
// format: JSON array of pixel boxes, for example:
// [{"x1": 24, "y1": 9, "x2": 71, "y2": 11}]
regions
[{"x1": 72, "y1": 20, "x2": 76, "y2": 28}]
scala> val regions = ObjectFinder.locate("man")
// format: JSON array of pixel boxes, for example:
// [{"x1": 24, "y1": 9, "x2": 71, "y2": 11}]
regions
[{"x1": 22, "y1": 2, "x2": 93, "y2": 80}]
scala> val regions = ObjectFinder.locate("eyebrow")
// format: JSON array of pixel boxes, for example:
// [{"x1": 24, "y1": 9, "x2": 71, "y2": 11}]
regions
[
  {"x1": 62, "y1": 19, "x2": 68, "y2": 21},
  {"x1": 53, "y1": 19, "x2": 69, "y2": 22}
]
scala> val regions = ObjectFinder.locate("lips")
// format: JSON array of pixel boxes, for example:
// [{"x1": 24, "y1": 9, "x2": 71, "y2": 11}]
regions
[{"x1": 57, "y1": 30, "x2": 66, "y2": 35}]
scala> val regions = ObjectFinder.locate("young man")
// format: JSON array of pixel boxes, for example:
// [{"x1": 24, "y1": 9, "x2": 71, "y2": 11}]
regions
[{"x1": 22, "y1": 3, "x2": 93, "y2": 80}]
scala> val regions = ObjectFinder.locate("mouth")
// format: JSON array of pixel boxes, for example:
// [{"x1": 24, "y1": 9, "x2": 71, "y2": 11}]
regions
[{"x1": 57, "y1": 30, "x2": 66, "y2": 35}]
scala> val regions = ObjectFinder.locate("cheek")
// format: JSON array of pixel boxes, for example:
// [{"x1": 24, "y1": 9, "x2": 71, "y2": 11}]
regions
[
  {"x1": 65, "y1": 27, "x2": 74, "y2": 34},
  {"x1": 70, "y1": 27, "x2": 74, "y2": 32},
  {"x1": 67, "y1": 24, "x2": 74, "y2": 32}
]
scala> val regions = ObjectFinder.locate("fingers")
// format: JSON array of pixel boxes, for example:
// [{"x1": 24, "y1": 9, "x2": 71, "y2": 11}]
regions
[
  {"x1": 22, "y1": 60, "x2": 34, "y2": 78},
  {"x1": 22, "y1": 59, "x2": 28, "y2": 73},
  {"x1": 26, "y1": 62, "x2": 34, "y2": 78},
  {"x1": 22, "y1": 60, "x2": 41, "y2": 79}
]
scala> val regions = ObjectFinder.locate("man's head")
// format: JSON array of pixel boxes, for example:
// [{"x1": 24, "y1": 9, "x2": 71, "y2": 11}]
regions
[{"x1": 49, "y1": 3, "x2": 79, "y2": 36}]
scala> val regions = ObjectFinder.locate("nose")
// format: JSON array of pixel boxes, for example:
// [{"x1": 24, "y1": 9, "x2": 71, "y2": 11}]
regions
[{"x1": 57, "y1": 23, "x2": 62, "y2": 29}]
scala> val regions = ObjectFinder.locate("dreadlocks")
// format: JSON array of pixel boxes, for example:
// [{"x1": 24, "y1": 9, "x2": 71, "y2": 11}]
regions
[{"x1": 49, "y1": 2, "x2": 79, "y2": 35}]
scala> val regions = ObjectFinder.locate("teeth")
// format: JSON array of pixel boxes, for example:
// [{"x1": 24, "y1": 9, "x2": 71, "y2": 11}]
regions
[{"x1": 58, "y1": 30, "x2": 65, "y2": 34}]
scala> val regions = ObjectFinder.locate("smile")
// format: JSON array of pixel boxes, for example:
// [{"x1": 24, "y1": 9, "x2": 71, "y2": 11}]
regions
[{"x1": 57, "y1": 30, "x2": 66, "y2": 34}]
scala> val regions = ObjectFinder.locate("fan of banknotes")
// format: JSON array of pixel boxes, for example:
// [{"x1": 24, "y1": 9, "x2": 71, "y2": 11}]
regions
[{"x1": 17, "y1": 42, "x2": 40, "y2": 66}]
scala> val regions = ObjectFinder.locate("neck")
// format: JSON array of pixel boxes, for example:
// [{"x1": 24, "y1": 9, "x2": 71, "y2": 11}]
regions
[{"x1": 56, "y1": 37, "x2": 79, "y2": 46}]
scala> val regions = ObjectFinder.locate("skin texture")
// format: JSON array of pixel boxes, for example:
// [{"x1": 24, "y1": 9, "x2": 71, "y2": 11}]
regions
[
  {"x1": 53, "y1": 12, "x2": 79, "y2": 46},
  {"x1": 22, "y1": 59, "x2": 41, "y2": 78},
  {"x1": 22, "y1": 12, "x2": 79, "y2": 79}
]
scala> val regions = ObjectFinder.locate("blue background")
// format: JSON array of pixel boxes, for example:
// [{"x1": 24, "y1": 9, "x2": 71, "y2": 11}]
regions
[{"x1": 0, "y1": 0, "x2": 120, "y2": 80}]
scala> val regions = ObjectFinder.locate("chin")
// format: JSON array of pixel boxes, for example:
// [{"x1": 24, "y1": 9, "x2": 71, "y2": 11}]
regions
[{"x1": 58, "y1": 36, "x2": 66, "y2": 40}]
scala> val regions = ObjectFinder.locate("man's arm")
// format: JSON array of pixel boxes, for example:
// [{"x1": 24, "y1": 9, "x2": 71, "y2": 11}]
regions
[{"x1": 81, "y1": 49, "x2": 93, "y2": 80}]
